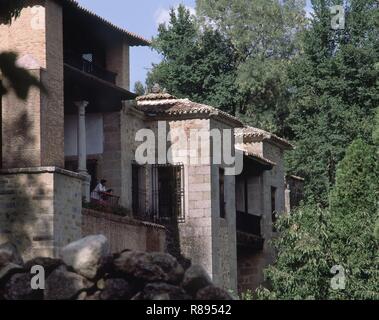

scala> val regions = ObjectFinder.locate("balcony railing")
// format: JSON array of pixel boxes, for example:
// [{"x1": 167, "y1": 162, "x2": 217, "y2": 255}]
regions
[
  {"x1": 236, "y1": 211, "x2": 262, "y2": 236},
  {"x1": 64, "y1": 51, "x2": 117, "y2": 84},
  {"x1": 90, "y1": 191, "x2": 120, "y2": 209}
]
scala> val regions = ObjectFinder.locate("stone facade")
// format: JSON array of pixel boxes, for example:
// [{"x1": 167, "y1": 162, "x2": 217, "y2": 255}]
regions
[
  {"x1": 235, "y1": 130, "x2": 293, "y2": 293},
  {"x1": 106, "y1": 41, "x2": 131, "y2": 90},
  {"x1": 0, "y1": 1, "x2": 296, "y2": 297},
  {"x1": 0, "y1": 1, "x2": 64, "y2": 168},
  {"x1": 0, "y1": 167, "x2": 83, "y2": 261},
  {"x1": 102, "y1": 112, "x2": 123, "y2": 198}
]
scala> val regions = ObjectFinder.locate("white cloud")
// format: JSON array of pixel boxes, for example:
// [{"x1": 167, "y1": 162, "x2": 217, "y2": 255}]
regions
[{"x1": 154, "y1": 4, "x2": 196, "y2": 26}]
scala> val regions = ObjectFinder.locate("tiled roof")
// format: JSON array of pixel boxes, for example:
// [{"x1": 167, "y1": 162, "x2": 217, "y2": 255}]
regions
[
  {"x1": 236, "y1": 148, "x2": 276, "y2": 167},
  {"x1": 235, "y1": 126, "x2": 294, "y2": 150},
  {"x1": 62, "y1": 0, "x2": 150, "y2": 46},
  {"x1": 287, "y1": 175, "x2": 305, "y2": 181},
  {"x1": 136, "y1": 93, "x2": 243, "y2": 127}
]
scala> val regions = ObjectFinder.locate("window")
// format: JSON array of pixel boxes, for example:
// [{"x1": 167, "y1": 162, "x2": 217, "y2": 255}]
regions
[
  {"x1": 244, "y1": 178, "x2": 249, "y2": 214},
  {"x1": 219, "y1": 168, "x2": 226, "y2": 218},
  {"x1": 271, "y1": 186, "x2": 277, "y2": 232},
  {"x1": 152, "y1": 164, "x2": 185, "y2": 221},
  {"x1": 82, "y1": 53, "x2": 93, "y2": 63},
  {"x1": 132, "y1": 163, "x2": 146, "y2": 215}
]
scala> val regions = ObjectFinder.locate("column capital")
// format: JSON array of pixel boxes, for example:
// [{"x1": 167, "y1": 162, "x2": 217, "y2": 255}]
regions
[{"x1": 74, "y1": 101, "x2": 89, "y2": 110}]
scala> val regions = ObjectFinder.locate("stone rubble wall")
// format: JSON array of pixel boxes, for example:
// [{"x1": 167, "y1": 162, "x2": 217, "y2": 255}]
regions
[{"x1": 0, "y1": 235, "x2": 234, "y2": 300}]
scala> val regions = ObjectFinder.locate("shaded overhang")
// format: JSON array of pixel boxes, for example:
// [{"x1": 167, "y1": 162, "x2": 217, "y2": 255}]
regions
[
  {"x1": 237, "y1": 231, "x2": 264, "y2": 251},
  {"x1": 237, "y1": 148, "x2": 275, "y2": 176},
  {"x1": 64, "y1": 64, "x2": 136, "y2": 114}
]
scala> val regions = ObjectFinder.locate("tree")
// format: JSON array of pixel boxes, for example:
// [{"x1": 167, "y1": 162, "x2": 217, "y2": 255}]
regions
[
  {"x1": 257, "y1": 205, "x2": 334, "y2": 300},
  {"x1": 147, "y1": 5, "x2": 243, "y2": 114},
  {"x1": 285, "y1": 0, "x2": 379, "y2": 204},
  {"x1": 196, "y1": 0, "x2": 306, "y2": 134},
  {"x1": 261, "y1": 139, "x2": 378, "y2": 300},
  {"x1": 374, "y1": 108, "x2": 379, "y2": 240},
  {"x1": 328, "y1": 139, "x2": 378, "y2": 299},
  {"x1": 134, "y1": 81, "x2": 146, "y2": 96}
]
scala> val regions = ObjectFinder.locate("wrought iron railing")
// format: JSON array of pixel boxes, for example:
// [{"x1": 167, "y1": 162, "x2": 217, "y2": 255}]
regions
[
  {"x1": 131, "y1": 163, "x2": 185, "y2": 223},
  {"x1": 236, "y1": 211, "x2": 262, "y2": 237},
  {"x1": 90, "y1": 191, "x2": 120, "y2": 209},
  {"x1": 64, "y1": 51, "x2": 117, "y2": 84}
]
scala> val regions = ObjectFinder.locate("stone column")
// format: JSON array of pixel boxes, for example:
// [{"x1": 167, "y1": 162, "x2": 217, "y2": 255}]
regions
[
  {"x1": 285, "y1": 184, "x2": 291, "y2": 214},
  {"x1": 75, "y1": 101, "x2": 91, "y2": 201}
]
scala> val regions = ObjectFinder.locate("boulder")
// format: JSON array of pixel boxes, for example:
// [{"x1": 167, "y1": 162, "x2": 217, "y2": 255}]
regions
[
  {"x1": 44, "y1": 266, "x2": 93, "y2": 300},
  {"x1": 113, "y1": 251, "x2": 168, "y2": 283},
  {"x1": 181, "y1": 265, "x2": 212, "y2": 297},
  {"x1": 85, "y1": 291, "x2": 102, "y2": 300},
  {"x1": 61, "y1": 235, "x2": 109, "y2": 279},
  {"x1": 24, "y1": 257, "x2": 63, "y2": 276},
  {"x1": 0, "y1": 242, "x2": 23, "y2": 267},
  {"x1": 0, "y1": 263, "x2": 23, "y2": 284},
  {"x1": 141, "y1": 283, "x2": 191, "y2": 300},
  {"x1": 4, "y1": 273, "x2": 43, "y2": 300},
  {"x1": 100, "y1": 278, "x2": 134, "y2": 300},
  {"x1": 149, "y1": 253, "x2": 184, "y2": 284},
  {"x1": 196, "y1": 285, "x2": 233, "y2": 300}
]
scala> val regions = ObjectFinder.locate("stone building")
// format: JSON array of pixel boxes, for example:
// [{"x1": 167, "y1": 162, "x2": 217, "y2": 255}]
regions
[
  {"x1": 235, "y1": 127, "x2": 294, "y2": 292},
  {"x1": 0, "y1": 0, "x2": 299, "y2": 294}
]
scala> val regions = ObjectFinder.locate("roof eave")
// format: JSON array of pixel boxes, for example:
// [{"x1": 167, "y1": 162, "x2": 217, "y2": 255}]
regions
[{"x1": 61, "y1": 0, "x2": 150, "y2": 47}]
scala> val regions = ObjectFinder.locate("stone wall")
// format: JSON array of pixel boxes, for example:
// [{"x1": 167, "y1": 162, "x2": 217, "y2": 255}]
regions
[
  {"x1": 209, "y1": 119, "x2": 237, "y2": 292},
  {"x1": 82, "y1": 209, "x2": 166, "y2": 253},
  {"x1": 0, "y1": 1, "x2": 65, "y2": 168},
  {"x1": 102, "y1": 112, "x2": 122, "y2": 198},
  {"x1": 120, "y1": 103, "x2": 147, "y2": 209},
  {"x1": 0, "y1": 167, "x2": 82, "y2": 261},
  {"x1": 166, "y1": 118, "x2": 238, "y2": 292},
  {"x1": 106, "y1": 40, "x2": 130, "y2": 90}
]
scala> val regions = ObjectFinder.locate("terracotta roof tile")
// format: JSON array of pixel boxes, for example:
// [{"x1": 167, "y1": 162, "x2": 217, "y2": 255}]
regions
[
  {"x1": 235, "y1": 126, "x2": 294, "y2": 150},
  {"x1": 236, "y1": 147, "x2": 276, "y2": 167},
  {"x1": 136, "y1": 93, "x2": 243, "y2": 127}
]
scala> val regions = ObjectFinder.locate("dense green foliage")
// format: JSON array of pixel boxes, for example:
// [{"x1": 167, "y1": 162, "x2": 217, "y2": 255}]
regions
[
  {"x1": 147, "y1": 6, "x2": 242, "y2": 114},
  {"x1": 134, "y1": 81, "x2": 146, "y2": 96},
  {"x1": 285, "y1": 0, "x2": 379, "y2": 203},
  {"x1": 196, "y1": 0, "x2": 306, "y2": 134},
  {"x1": 260, "y1": 139, "x2": 378, "y2": 300},
  {"x1": 257, "y1": 205, "x2": 334, "y2": 299},
  {"x1": 148, "y1": 1, "x2": 378, "y2": 203}
]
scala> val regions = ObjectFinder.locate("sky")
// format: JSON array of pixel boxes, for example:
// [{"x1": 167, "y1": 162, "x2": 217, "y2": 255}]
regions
[{"x1": 77, "y1": 0, "x2": 313, "y2": 91}]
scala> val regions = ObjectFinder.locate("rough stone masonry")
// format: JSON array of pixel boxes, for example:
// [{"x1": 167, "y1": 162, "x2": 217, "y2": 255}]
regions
[{"x1": 0, "y1": 235, "x2": 233, "y2": 300}]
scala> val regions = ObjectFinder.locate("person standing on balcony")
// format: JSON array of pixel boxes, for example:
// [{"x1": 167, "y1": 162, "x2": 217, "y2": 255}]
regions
[{"x1": 91, "y1": 179, "x2": 108, "y2": 201}]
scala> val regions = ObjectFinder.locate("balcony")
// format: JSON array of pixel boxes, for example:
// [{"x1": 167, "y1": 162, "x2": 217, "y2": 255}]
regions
[
  {"x1": 236, "y1": 211, "x2": 261, "y2": 236},
  {"x1": 236, "y1": 211, "x2": 264, "y2": 250},
  {"x1": 64, "y1": 51, "x2": 117, "y2": 84}
]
